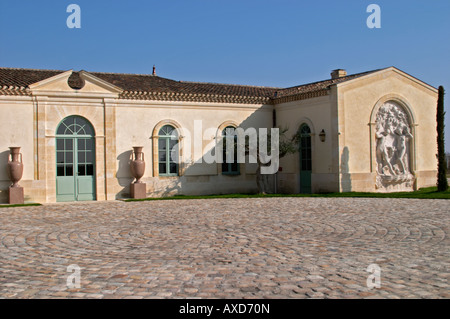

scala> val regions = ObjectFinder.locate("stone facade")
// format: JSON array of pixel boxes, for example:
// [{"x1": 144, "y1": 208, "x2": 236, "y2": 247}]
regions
[{"x1": 0, "y1": 67, "x2": 439, "y2": 203}]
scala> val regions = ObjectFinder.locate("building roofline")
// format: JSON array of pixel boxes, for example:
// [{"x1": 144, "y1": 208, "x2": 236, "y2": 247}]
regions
[
  {"x1": 0, "y1": 66, "x2": 438, "y2": 102},
  {"x1": 335, "y1": 66, "x2": 438, "y2": 93}
]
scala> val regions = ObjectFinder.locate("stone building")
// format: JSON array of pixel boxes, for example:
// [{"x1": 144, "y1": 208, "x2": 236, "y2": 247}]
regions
[{"x1": 0, "y1": 66, "x2": 438, "y2": 203}]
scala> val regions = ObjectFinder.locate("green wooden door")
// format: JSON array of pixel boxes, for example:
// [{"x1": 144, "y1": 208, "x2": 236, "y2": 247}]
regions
[
  {"x1": 56, "y1": 116, "x2": 96, "y2": 202},
  {"x1": 299, "y1": 124, "x2": 312, "y2": 194}
]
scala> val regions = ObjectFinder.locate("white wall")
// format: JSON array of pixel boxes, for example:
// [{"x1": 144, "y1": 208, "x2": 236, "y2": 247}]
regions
[
  {"x1": 0, "y1": 97, "x2": 35, "y2": 201},
  {"x1": 114, "y1": 100, "x2": 274, "y2": 197},
  {"x1": 275, "y1": 94, "x2": 338, "y2": 193}
]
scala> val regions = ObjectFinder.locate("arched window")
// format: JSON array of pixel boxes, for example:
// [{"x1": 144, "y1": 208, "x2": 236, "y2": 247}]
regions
[
  {"x1": 56, "y1": 116, "x2": 95, "y2": 178},
  {"x1": 299, "y1": 124, "x2": 312, "y2": 171},
  {"x1": 222, "y1": 126, "x2": 240, "y2": 175},
  {"x1": 55, "y1": 115, "x2": 96, "y2": 202},
  {"x1": 158, "y1": 125, "x2": 179, "y2": 176},
  {"x1": 56, "y1": 115, "x2": 94, "y2": 136},
  {"x1": 299, "y1": 124, "x2": 312, "y2": 193}
]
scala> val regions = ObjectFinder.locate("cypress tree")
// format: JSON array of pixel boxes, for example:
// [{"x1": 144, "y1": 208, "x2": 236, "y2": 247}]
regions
[{"x1": 437, "y1": 86, "x2": 448, "y2": 191}]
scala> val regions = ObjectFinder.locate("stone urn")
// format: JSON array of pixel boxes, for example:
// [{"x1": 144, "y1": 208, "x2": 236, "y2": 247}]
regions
[
  {"x1": 8, "y1": 147, "x2": 23, "y2": 188},
  {"x1": 130, "y1": 146, "x2": 145, "y2": 183}
]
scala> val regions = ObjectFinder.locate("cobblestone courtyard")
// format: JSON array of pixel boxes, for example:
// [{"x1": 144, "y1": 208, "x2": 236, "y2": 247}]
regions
[{"x1": 0, "y1": 198, "x2": 448, "y2": 299}]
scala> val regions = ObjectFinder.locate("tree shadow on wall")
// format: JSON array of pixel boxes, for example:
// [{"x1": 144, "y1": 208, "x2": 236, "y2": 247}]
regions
[
  {"x1": 116, "y1": 150, "x2": 133, "y2": 198},
  {"x1": 116, "y1": 149, "x2": 183, "y2": 199},
  {"x1": 0, "y1": 150, "x2": 10, "y2": 177},
  {"x1": 341, "y1": 146, "x2": 352, "y2": 192},
  {"x1": 115, "y1": 108, "x2": 277, "y2": 199},
  {"x1": 0, "y1": 150, "x2": 11, "y2": 203}
]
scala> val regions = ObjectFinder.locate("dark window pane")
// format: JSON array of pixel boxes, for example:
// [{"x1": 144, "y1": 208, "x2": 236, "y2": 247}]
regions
[
  {"x1": 78, "y1": 139, "x2": 85, "y2": 150},
  {"x1": 159, "y1": 163, "x2": 167, "y2": 174},
  {"x1": 223, "y1": 145, "x2": 235, "y2": 163},
  {"x1": 66, "y1": 139, "x2": 73, "y2": 150},
  {"x1": 65, "y1": 152, "x2": 73, "y2": 164},
  {"x1": 301, "y1": 125, "x2": 310, "y2": 135},
  {"x1": 86, "y1": 151, "x2": 93, "y2": 163},
  {"x1": 159, "y1": 150, "x2": 167, "y2": 162},
  {"x1": 57, "y1": 165, "x2": 65, "y2": 176},
  {"x1": 231, "y1": 162, "x2": 239, "y2": 173},
  {"x1": 83, "y1": 124, "x2": 94, "y2": 136},
  {"x1": 159, "y1": 125, "x2": 177, "y2": 136},
  {"x1": 57, "y1": 152, "x2": 64, "y2": 164},
  {"x1": 159, "y1": 125, "x2": 168, "y2": 135},
  {"x1": 169, "y1": 139, "x2": 178, "y2": 149},
  {"x1": 86, "y1": 164, "x2": 94, "y2": 176},
  {"x1": 66, "y1": 124, "x2": 77, "y2": 135},
  {"x1": 170, "y1": 148, "x2": 179, "y2": 163},
  {"x1": 222, "y1": 162, "x2": 229, "y2": 173},
  {"x1": 166, "y1": 126, "x2": 174, "y2": 135},
  {"x1": 85, "y1": 139, "x2": 93, "y2": 150},
  {"x1": 78, "y1": 165, "x2": 86, "y2": 176},
  {"x1": 57, "y1": 125, "x2": 65, "y2": 135},
  {"x1": 304, "y1": 161, "x2": 311, "y2": 171},
  {"x1": 57, "y1": 118, "x2": 73, "y2": 135},
  {"x1": 66, "y1": 165, "x2": 73, "y2": 176},
  {"x1": 57, "y1": 117, "x2": 94, "y2": 136},
  {"x1": 66, "y1": 117, "x2": 75, "y2": 127},
  {"x1": 57, "y1": 139, "x2": 64, "y2": 150},
  {"x1": 159, "y1": 138, "x2": 166, "y2": 150},
  {"x1": 170, "y1": 163, "x2": 178, "y2": 174},
  {"x1": 78, "y1": 151, "x2": 86, "y2": 164}
]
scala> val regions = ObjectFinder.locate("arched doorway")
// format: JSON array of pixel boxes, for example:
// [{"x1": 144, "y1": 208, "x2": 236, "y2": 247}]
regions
[
  {"x1": 299, "y1": 124, "x2": 312, "y2": 193},
  {"x1": 56, "y1": 116, "x2": 96, "y2": 202}
]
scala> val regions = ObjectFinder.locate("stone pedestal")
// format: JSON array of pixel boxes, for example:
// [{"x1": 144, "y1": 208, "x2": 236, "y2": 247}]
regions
[
  {"x1": 9, "y1": 186, "x2": 24, "y2": 205},
  {"x1": 130, "y1": 183, "x2": 146, "y2": 199}
]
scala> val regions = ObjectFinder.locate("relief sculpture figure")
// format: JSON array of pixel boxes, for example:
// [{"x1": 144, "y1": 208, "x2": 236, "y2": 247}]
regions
[
  {"x1": 375, "y1": 124, "x2": 394, "y2": 175},
  {"x1": 375, "y1": 101, "x2": 414, "y2": 191},
  {"x1": 394, "y1": 125, "x2": 413, "y2": 174}
]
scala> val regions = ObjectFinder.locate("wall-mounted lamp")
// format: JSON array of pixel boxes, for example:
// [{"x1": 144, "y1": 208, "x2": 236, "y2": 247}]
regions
[{"x1": 319, "y1": 129, "x2": 326, "y2": 142}]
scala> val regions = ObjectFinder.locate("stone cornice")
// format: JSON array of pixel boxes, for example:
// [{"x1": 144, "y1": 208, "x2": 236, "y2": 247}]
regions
[
  {"x1": 0, "y1": 87, "x2": 330, "y2": 105},
  {"x1": 0, "y1": 87, "x2": 331, "y2": 106},
  {"x1": 119, "y1": 91, "x2": 274, "y2": 105}
]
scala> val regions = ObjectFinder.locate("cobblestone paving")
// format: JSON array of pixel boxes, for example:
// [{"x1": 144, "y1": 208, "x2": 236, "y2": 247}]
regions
[{"x1": 0, "y1": 198, "x2": 449, "y2": 299}]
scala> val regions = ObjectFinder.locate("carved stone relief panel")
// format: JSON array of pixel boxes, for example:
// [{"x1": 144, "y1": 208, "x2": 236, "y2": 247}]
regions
[{"x1": 375, "y1": 101, "x2": 414, "y2": 191}]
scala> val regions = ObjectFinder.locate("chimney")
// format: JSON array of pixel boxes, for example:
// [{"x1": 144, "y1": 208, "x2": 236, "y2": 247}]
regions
[
  {"x1": 331, "y1": 69, "x2": 347, "y2": 79},
  {"x1": 152, "y1": 65, "x2": 156, "y2": 76}
]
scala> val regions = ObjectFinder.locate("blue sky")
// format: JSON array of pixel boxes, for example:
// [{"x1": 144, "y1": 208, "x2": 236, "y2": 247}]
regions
[{"x1": 1, "y1": 0, "x2": 449, "y2": 150}]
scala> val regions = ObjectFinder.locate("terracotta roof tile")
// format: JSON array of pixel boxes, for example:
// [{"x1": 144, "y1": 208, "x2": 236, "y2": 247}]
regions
[
  {"x1": 0, "y1": 67, "x2": 381, "y2": 103},
  {"x1": 0, "y1": 67, "x2": 64, "y2": 88},
  {"x1": 90, "y1": 72, "x2": 280, "y2": 99},
  {"x1": 274, "y1": 70, "x2": 380, "y2": 99}
]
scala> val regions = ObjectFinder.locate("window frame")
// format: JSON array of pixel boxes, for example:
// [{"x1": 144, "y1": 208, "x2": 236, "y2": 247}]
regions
[
  {"x1": 158, "y1": 125, "x2": 179, "y2": 177},
  {"x1": 221, "y1": 126, "x2": 240, "y2": 176},
  {"x1": 299, "y1": 124, "x2": 312, "y2": 172}
]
